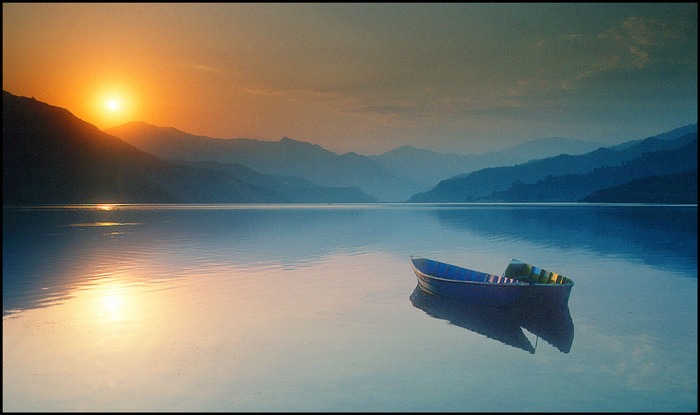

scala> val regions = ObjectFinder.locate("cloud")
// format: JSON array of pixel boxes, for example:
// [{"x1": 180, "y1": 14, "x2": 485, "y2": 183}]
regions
[
  {"x1": 180, "y1": 63, "x2": 226, "y2": 74},
  {"x1": 622, "y1": 16, "x2": 677, "y2": 46},
  {"x1": 575, "y1": 55, "x2": 623, "y2": 81},
  {"x1": 565, "y1": 15, "x2": 691, "y2": 87},
  {"x1": 241, "y1": 86, "x2": 343, "y2": 101},
  {"x1": 345, "y1": 104, "x2": 421, "y2": 115},
  {"x1": 628, "y1": 46, "x2": 650, "y2": 68},
  {"x1": 187, "y1": 63, "x2": 225, "y2": 74},
  {"x1": 240, "y1": 87, "x2": 287, "y2": 98}
]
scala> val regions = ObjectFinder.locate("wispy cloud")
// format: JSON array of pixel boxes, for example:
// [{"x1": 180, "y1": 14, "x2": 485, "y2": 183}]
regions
[
  {"x1": 622, "y1": 16, "x2": 678, "y2": 46},
  {"x1": 345, "y1": 104, "x2": 421, "y2": 115},
  {"x1": 575, "y1": 55, "x2": 622, "y2": 81},
  {"x1": 628, "y1": 46, "x2": 650, "y2": 68},
  {"x1": 241, "y1": 86, "x2": 342, "y2": 100},
  {"x1": 186, "y1": 63, "x2": 225, "y2": 74},
  {"x1": 551, "y1": 15, "x2": 693, "y2": 90}
]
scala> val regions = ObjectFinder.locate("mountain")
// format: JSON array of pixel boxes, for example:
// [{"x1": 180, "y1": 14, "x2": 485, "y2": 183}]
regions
[
  {"x1": 368, "y1": 146, "x2": 483, "y2": 192},
  {"x1": 409, "y1": 124, "x2": 698, "y2": 203},
  {"x1": 487, "y1": 137, "x2": 697, "y2": 202},
  {"x1": 2, "y1": 91, "x2": 277, "y2": 203},
  {"x1": 106, "y1": 122, "x2": 414, "y2": 201},
  {"x1": 582, "y1": 170, "x2": 697, "y2": 204},
  {"x1": 175, "y1": 159, "x2": 374, "y2": 203},
  {"x1": 605, "y1": 123, "x2": 699, "y2": 151},
  {"x1": 368, "y1": 138, "x2": 606, "y2": 192},
  {"x1": 494, "y1": 136, "x2": 607, "y2": 161},
  {"x1": 5, "y1": 90, "x2": 696, "y2": 205},
  {"x1": 109, "y1": 121, "x2": 613, "y2": 200},
  {"x1": 2, "y1": 91, "x2": 374, "y2": 204}
]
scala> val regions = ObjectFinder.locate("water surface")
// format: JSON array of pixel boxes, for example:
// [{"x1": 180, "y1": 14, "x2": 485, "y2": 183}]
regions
[{"x1": 3, "y1": 203, "x2": 697, "y2": 411}]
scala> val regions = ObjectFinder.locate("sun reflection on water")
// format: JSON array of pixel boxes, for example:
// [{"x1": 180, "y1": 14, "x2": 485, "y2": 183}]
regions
[
  {"x1": 79, "y1": 278, "x2": 147, "y2": 334},
  {"x1": 99, "y1": 289, "x2": 127, "y2": 321}
]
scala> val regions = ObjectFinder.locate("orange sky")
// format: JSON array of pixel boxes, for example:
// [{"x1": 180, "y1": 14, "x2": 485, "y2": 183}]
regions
[{"x1": 3, "y1": 3, "x2": 697, "y2": 155}]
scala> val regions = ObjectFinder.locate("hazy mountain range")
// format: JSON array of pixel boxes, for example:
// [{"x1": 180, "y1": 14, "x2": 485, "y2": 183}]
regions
[
  {"x1": 410, "y1": 125, "x2": 697, "y2": 203},
  {"x1": 3, "y1": 91, "x2": 371, "y2": 204},
  {"x1": 3, "y1": 90, "x2": 697, "y2": 205},
  {"x1": 106, "y1": 120, "x2": 609, "y2": 201}
]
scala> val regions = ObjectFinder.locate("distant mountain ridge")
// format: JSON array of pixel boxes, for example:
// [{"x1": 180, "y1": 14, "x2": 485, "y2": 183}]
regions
[
  {"x1": 107, "y1": 121, "x2": 416, "y2": 201},
  {"x1": 2, "y1": 91, "x2": 375, "y2": 204},
  {"x1": 367, "y1": 137, "x2": 605, "y2": 192},
  {"x1": 409, "y1": 125, "x2": 698, "y2": 203},
  {"x1": 110, "y1": 122, "x2": 609, "y2": 197},
  {"x1": 582, "y1": 170, "x2": 697, "y2": 204},
  {"x1": 487, "y1": 137, "x2": 697, "y2": 202},
  {"x1": 4, "y1": 90, "x2": 697, "y2": 204}
]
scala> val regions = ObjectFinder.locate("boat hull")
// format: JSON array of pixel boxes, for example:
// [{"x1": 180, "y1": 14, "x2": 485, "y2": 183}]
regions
[
  {"x1": 411, "y1": 257, "x2": 527, "y2": 307},
  {"x1": 415, "y1": 272, "x2": 525, "y2": 307},
  {"x1": 516, "y1": 283, "x2": 573, "y2": 309},
  {"x1": 410, "y1": 257, "x2": 573, "y2": 309}
]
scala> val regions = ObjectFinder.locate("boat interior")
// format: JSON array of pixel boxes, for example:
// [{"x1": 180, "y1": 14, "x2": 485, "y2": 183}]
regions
[
  {"x1": 503, "y1": 260, "x2": 573, "y2": 285},
  {"x1": 413, "y1": 257, "x2": 522, "y2": 284}
]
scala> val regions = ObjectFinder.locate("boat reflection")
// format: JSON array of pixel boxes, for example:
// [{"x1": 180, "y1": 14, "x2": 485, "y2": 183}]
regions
[{"x1": 410, "y1": 286, "x2": 574, "y2": 354}]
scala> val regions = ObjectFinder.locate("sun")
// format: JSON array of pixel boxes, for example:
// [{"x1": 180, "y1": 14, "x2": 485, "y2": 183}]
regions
[
  {"x1": 91, "y1": 86, "x2": 139, "y2": 128},
  {"x1": 105, "y1": 98, "x2": 121, "y2": 112}
]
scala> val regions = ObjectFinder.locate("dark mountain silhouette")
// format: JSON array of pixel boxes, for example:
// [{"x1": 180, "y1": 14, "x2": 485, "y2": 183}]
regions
[
  {"x1": 582, "y1": 170, "x2": 697, "y2": 204},
  {"x1": 2, "y1": 91, "x2": 277, "y2": 203},
  {"x1": 409, "y1": 125, "x2": 697, "y2": 203},
  {"x1": 4, "y1": 90, "x2": 696, "y2": 205},
  {"x1": 487, "y1": 137, "x2": 697, "y2": 202},
  {"x1": 107, "y1": 122, "x2": 414, "y2": 201},
  {"x1": 2, "y1": 91, "x2": 374, "y2": 204}
]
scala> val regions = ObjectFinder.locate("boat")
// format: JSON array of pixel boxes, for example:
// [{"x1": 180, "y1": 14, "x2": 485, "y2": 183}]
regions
[
  {"x1": 503, "y1": 258, "x2": 575, "y2": 309},
  {"x1": 409, "y1": 256, "x2": 574, "y2": 308}
]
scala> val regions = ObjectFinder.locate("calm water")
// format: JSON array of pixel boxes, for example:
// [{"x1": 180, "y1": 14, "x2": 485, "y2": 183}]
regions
[{"x1": 3, "y1": 203, "x2": 697, "y2": 412}]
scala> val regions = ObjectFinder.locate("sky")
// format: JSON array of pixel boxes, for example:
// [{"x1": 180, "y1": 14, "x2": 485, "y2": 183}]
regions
[{"x1": 3, "y1": 3, "x2": 697, "y2": 155}]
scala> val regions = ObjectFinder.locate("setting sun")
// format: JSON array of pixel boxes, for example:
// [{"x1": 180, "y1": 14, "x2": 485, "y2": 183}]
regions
[
  {"x1": 88, "y1": 85, "x2": 140, "y2": 129},
  {"x1": 105, "y1": 98, "x2": 121, "y2": 112},
  {"x1": 100, "y1": 92, "x2": 127, "y2": 115}
]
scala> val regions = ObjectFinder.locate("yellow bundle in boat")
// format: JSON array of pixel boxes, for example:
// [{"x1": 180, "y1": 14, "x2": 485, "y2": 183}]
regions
[{"x1": 504, "y1": 259, "x2": 570, "y2": 285}]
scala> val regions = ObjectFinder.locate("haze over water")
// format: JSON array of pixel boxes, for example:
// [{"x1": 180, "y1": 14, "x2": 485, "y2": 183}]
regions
[{"x1": 2, "y1": 203, "x2": 696, "y2": 411}]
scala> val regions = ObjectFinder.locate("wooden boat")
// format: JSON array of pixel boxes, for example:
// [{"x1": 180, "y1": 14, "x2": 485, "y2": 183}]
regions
[
  {"x1": 409, "y1": 256, "x2": 574, "y2": 308},
  {"x1": 503, "y1": 258, "x2": 575, "y2": 309}
]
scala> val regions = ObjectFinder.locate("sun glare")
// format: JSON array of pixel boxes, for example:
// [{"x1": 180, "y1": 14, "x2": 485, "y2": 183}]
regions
[
  {"x1": 90, "y1": 85, "x2": 139, "y2": 129},
  {"x1": 106, "y1": 98, "x2": 121, "y2": 112}
]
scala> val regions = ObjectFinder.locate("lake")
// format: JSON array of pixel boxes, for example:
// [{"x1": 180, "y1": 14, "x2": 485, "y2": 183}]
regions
[{"x1": 2, "y1": 203, "x2": 697, "y2": 412}]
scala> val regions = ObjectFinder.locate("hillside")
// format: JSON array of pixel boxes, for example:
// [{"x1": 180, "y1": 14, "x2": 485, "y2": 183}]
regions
[
  {"x1": 108, "y1": 122, "x2": 612, "y2": 200},
  {"x1": 409, "y1": 125, "x2": 698, "y2": 203},
  {"x1": 486, "y1": 137, "x2": 697, "y2": 202},
  {"x1": 107, "y1": 122, "x2": 414, "y2": 201},
  {"x1": 176, "y1": 159, "x2": 374, "y2": 203},
  {"x1": 368, "y1": 137, "x2": 606, "y2": 192},
  {"x1": 2, "y1": 91, "x2": 374, "y2": 204},
  {"x1": 5, "y1": 90, "x2": 696, "y2": 205},
  {"x1": 582, "y1": 170, "x2": 697, "y2": 204}
]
